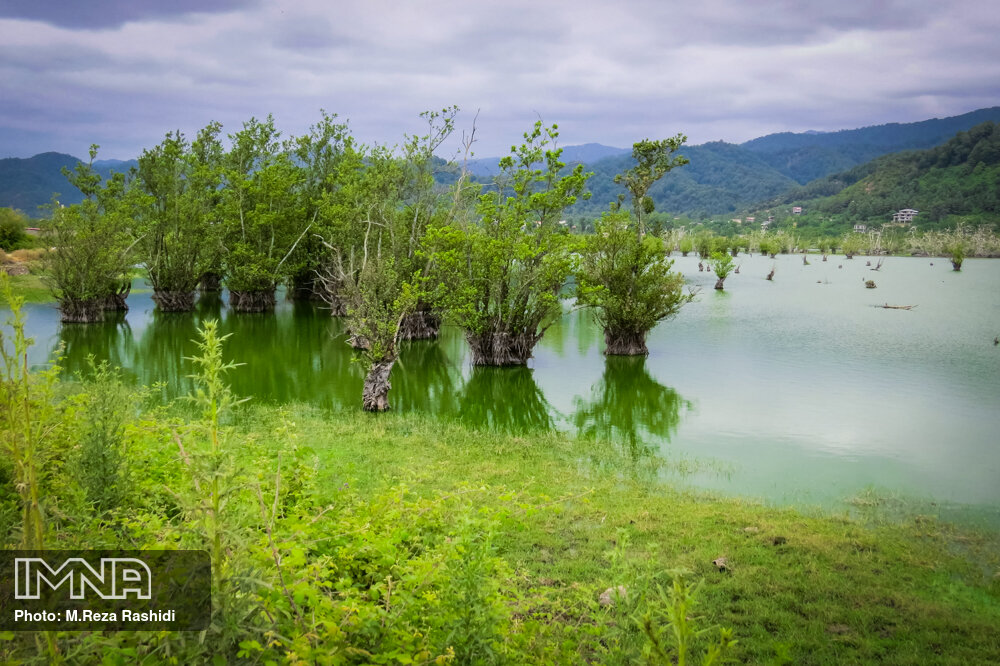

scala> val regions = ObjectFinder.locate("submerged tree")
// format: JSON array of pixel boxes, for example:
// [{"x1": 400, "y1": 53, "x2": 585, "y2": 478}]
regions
[
  {"x1": 43, "y1": 146, "x2": 135, "y2": 322},
  {"x1": 576, "y1": 136, "x2": 693, "y2": 355},
  {"x1": 948, "y1": 239, "x2": 967, "y2": 271},
  {"x1": 220, "y1": 116, "x2": 307, "y2": 312},
  {"x1": 709, "y1": 251, "x2": 735, "y2": 290},
  {"x1": 576, "y1": 211, "x2": 694, "y2": 355},
  {"x1": 135, "y1": 125, "x2": 224, "y2": 311},
  {"x1": 425, "y1": 121, "x2": 589, "y2": 365},
  {"x1": 286, "y1": 111, "x2": 357, "y2": 302}
]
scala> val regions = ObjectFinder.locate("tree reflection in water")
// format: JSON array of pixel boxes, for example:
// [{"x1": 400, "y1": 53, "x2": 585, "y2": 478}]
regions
[
  {"x1": 574, "y1": 356, "x2": 690, "y2": 468},
  {"x1": 457, "y1": 366, "x2": 554, "y2": 433},
  {"x1": 56, "y1": 313, "x2": 137, "y2": 381},
  {"x1": 393, "y1": 340, "x2": 462, "y2": 416}
]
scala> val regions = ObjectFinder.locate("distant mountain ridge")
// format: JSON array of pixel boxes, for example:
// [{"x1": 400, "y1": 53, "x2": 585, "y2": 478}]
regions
[
  {"x1": 4, "y1": 107, "x2": 1000, "y2": 218},
  {"x1": 0, "y1": 152, "x2": 137, "y2": 214}
]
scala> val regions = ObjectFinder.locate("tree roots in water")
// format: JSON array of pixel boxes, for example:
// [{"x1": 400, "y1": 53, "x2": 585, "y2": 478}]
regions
[
  {"x1": 152, "y1": 290, "x2": 196, "y2": 312},
  {"x1": 467, "y1": 330, "x2": 541, "y2": 366},
  {"x1": 603, "y1": 328, "x2": 649, "y2": 356},
  {"x1": 229, "y1": 289, "x2": 276, "y2": 312},
  {"x1": 399, "y1": 309, "x2": 441, "y2": 340}
]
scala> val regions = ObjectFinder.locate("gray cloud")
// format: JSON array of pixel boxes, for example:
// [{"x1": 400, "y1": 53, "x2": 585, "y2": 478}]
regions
[
  {"x1": 1, "y1": 0, "x2": 998, "y2": 160},
  {"x1": 0, "y1": 0, "x2": 258, "y2": 29}
]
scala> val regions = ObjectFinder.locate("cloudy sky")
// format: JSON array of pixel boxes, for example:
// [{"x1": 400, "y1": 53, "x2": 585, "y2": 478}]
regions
[{"x1": 2, "y1": 0, "x2": 999, "y2": 161}]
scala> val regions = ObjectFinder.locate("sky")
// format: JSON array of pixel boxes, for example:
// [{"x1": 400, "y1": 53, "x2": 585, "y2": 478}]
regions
[{"x1": 2, "y1": 0, "x2": 999, "y2": 161}]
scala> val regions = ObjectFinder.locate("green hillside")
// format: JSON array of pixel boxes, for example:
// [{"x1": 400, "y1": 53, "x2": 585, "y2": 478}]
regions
[
  {"x1": 742, "y1": 106, "x2": 1000, "y2": 183},
  {"x1": 0, "y1": 152, "x2": 137, "y2": 216},
  {"x1": 747, "y1": 121, "x2": 1000, "y2": 236}
]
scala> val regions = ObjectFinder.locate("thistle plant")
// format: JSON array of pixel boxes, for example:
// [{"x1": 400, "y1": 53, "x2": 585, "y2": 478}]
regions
[{"x1": 182, "y1": 319, "x2": 247, "y2": 592}]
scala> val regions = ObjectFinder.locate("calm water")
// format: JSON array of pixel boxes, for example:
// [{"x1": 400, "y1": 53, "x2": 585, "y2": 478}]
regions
[{"x1": 8, "y1": 254, "x2": 1000, "y2": 522}]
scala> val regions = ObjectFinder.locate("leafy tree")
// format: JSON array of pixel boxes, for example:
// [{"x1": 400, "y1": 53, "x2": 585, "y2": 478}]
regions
[
  {"x1": 134, "y1": 124, "x2": 224, "y2": 311},
  {"x1": 614, "y1": 136, "x2": 688, "y2": 242},
  {"x1": 286, "y1": 110, "x2": 356, "y2": 302},
  {"x1": 709, "y1": 251, "x2": 734, "y2": 290},
  {"x1": 841, "y1": 233, "x2": 865, "y2": 258},
  {"x1": 425, "y1": 121, "x2": 589, "y2": 365},
  {"x1": 220, "y1": 116, "x2": 306, "y2": 312},
  {"x1": 0, "y1": 208, "x2": 30, "y2": 251},
  {"x1": 43, "y1": 146, "x2": 136, "y2": 322},
  {"x1": 576, "y1": 210, "x2": 694, "y2": 355}
]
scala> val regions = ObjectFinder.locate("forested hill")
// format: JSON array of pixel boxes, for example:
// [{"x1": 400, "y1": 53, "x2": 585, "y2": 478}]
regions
[
  {"x1": 741, "y1": 106, "x2": 1000, "y2": 184},
  {"x1": 0, "y1": 152, "x2": 136, "y2": 214},
  {"x1": 563, "y1": 107, "x2": 1000, "y2": 219},
  {"x1": 752, "y1": 121, "x2": 1000, "y2": 232}
]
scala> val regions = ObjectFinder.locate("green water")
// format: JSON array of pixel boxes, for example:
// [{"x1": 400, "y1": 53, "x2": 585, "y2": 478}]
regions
[{"x1": 8, "y1": 254, "x2": 1000, "y2": 521}]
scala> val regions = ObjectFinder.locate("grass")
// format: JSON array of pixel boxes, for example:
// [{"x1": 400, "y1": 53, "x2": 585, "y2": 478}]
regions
[
  {"x1": 1, "y1": 272, "x2": 52, "y2": 303},
  {"x1": 234, "y1": 405, "x2": 1000, "y2": 664}
]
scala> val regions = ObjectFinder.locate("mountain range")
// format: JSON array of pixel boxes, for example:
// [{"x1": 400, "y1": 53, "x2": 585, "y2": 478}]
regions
[{"x1": 3, "y1": 107, "x2": 999, "y2": 219}]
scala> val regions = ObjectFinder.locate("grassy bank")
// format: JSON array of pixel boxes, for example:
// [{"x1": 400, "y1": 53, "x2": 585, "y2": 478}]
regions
[
  {"x1": 1, "y1": 296, "x2": 998, "y2": 663},
  {"x1": 280, "y1": 408, "x2": 1000, "y2": 664}
]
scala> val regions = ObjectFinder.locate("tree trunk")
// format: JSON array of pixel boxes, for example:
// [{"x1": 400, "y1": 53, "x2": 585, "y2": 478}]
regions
[
  {"x1": 466, "y1": 329, "x2": 542, "y2": 366},
  {"x1": 845, "y1": 253, "x2": 854, "y2": 259},
  {"x1": 59, "y1": 298, "x2": 105, "y2": 323},
  {"x1": 229, "y1": 289, "x2": 276, "y2": 312},
  {"x1": 152, "y1": 289, "x2": 196, "y2": 312},
  {"x1": 603, "y1": 328, "x2": 648, "y2": 356},
  {"x1": 103, "y1": 280, "x2": 131, "y2": 312},
  {"x1": 714, "y1": 278, "x2": 726, "y2": 290},
  {"x1": 199, "y1": 272, "x2": 222, "y2": 293},
  {"x1": 399, "y1": 308, "x2": 441, "y2": 340},
  {"x1": 362, "y1": 358, "x2": 395, "y2": 412},
  {"x1": 951, "y1": 260, "x2": 963, "y2": 271}
]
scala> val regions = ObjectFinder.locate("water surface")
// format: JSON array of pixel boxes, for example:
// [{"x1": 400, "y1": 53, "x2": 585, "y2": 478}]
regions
[{"x1": 8, "y1": 254, "x2": 1000, "y2": 522}]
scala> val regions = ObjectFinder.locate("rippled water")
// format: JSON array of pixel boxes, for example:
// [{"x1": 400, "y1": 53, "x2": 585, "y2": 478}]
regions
[{"x1": 8, "y1": 254, "x2": 1000, "y2": 521}]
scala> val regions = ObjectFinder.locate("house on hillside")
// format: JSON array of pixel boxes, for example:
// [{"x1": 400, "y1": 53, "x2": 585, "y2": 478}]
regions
[
  {"x1": 853, "y1": 224, "x2": 867, "y2": 233},
  {"x1": 892, "y1": 208, "x2": 918, "y2": 223},
  {"x1": 746, "y1": 216, "x2": 755, "y2": 223},
  {"x1": 791, "y1": 206, "x2": 802, "y2": 215}
]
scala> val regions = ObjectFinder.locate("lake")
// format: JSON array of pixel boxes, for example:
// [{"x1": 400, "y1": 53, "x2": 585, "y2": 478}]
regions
[{"x1": 8, "y1": 253, "x2": 1000, "y2": 524}]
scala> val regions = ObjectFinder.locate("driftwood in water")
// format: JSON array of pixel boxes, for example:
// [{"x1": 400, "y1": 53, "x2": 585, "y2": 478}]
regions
[
  {"x1": 766, "y1": 266, "x2": 775, "y2": 281},
  {"x1": 734, "y1": 264, "x2": 740, "y2": 274},
  {"x1": 698, "y1": 262, "x2": 704, "y2": 272},
  {"x1": 879, "y1": 303, "x2": 916, "y2": 310},
  {"x1": 865, "y1": 280, "x2": 877, "y2": 289},
  {"x1": 871, "y1": 258, "x2": 884, "y2": 271},
  {"x1": 803, "y1": 255, "x2": 810, "y2": 265}
]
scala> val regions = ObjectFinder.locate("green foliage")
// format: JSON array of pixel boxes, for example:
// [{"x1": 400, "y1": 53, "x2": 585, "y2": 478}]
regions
[
  {"x1": 425, "y1": 121, "x2": 589, "y2": 360},
  {"x1": 638, "y1": 572, "x2": 738, "y2": 665},
  {"x1": 220, "y1": 115, "x2": 306, "y2": 293},
  {"x1": 135, "y1": 124, "x2": 224, "y2": 294},
  {"x1": 0, "y1": 274, "x2": 63, "y2": 549},
  {"x1": 71, "y1": 357, "x2": 143, "y2": 513},
  {"x1": 708, "y1": 251, "x2": 734, "y2": 281},
  {"x1": 42, "y1": 146, "x2": 135, "y2": 313},
  {"x1": 0, "y1": 208, "x2": 30, "y2": 251},
  {"x1": 613, "y1": 136, "x2": 689, "y2": 238},
  {"x1": 576, "y1": 210, "x2": 694, "y2": 337}
]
